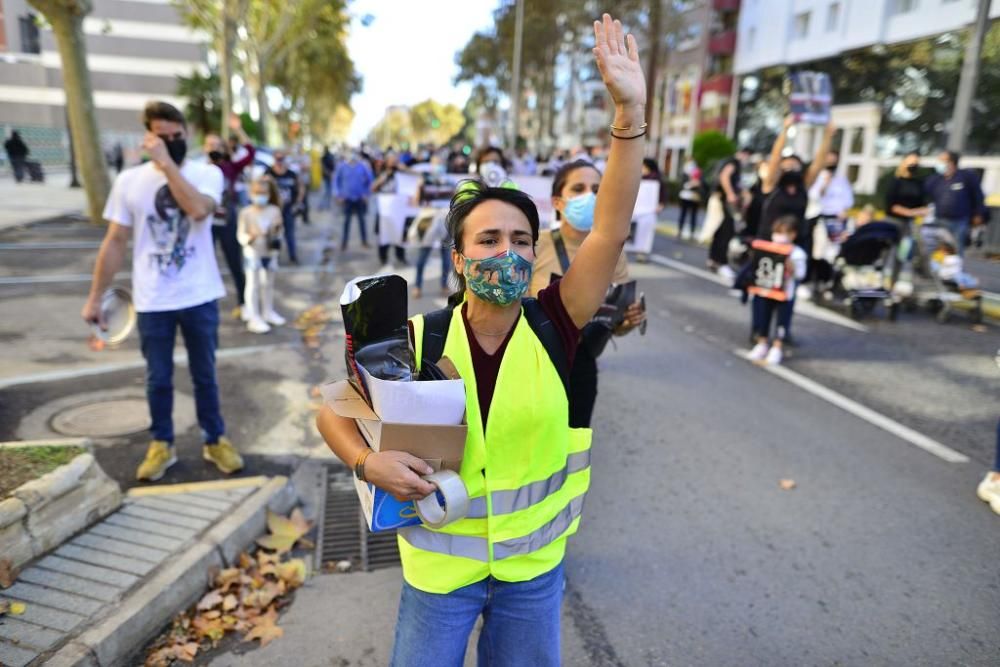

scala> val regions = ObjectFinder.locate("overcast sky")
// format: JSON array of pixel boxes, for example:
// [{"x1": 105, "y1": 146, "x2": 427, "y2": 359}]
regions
[{"x1": 344, "y1": 0, "x2": 500, "y2": 143}]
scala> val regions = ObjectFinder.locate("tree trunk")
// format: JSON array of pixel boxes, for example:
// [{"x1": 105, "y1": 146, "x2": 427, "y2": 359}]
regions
[
  {"x1": 219, "y1": 0, "x2": 237, "y2": 140},
  {"x1": 36, "y1": 4, "x2": 110, "y2": 225},
  {"x1": 256, "y1": 78, "x2": 270, "y2": 145},
  {"x1": 644, "y1": 0, "x2": 663, "y2": 139}
]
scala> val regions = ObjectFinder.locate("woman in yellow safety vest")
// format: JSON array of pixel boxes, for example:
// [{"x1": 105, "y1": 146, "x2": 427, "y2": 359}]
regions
[{"x1": 317, "y1": 13, "x2": 647, "y2": 666}]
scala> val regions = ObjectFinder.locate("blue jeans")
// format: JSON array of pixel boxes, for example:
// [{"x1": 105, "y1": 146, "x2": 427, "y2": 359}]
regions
[
  {"x1": 414, "y1": 245, "x2": 450, "y2": 290},
  {"x1": 390, "y1": 563, "x2": 564, "y2": 667},
  {"x1": 281, "y1": 206, "x2": 298, "y2": 263},
  {"x1": 137, "y1": 300, "x2": 225, "y2": 444},
  {"x1": 341, "y1": 198, "x2": 368, "y2": 249},
  {"x1": 940, "y1": 217, "x2": 970, "y2": 256}
]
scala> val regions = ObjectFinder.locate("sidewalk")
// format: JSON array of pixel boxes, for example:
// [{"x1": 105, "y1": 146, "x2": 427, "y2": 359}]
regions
[
  {"x1": 0, "y1": 175, "x2": 88, "y2": 231},
  {"x1": 0, "y1": 477, "x2": 295, "y2": 666}
]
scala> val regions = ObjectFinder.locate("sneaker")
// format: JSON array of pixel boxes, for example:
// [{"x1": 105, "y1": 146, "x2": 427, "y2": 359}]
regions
[
  {"x1": 264, "y1": 310, "x2": 286, "y2": 326},
  {"x1": 717, "y1": 265, "x2": 736, "y2": 281},
  {"x1": 136, "y1": 440, "x2": 177, "y2": 481},
  {"x1": 976, "y1": 472, "x2": 1000, "y2": 509},
  {"x1": 765, "y1": 346, "x2": 783, "y2": 366},
  {"x1": 203, "y1": 436, "x2": 244, "y2": 474},
  {"x1": 748, "y1": 342, "x2": 770, "y2": 362},
  {"x1": 247, "y1": 318, "x2": 271, "y2": 334}
]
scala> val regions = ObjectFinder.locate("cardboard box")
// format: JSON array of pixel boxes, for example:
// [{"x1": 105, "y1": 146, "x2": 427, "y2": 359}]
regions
[{"x1": 322, "y1": 380, "x2": 469, "y2": 532}]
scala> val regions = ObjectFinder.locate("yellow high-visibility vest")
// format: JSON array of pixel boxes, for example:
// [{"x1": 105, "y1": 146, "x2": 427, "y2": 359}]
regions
[{"x1": 401, "y1": 305, "x2": 592, "y2": 594}]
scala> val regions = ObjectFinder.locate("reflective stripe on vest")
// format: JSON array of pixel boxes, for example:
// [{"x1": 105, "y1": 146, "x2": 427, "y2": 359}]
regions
[
  {"x1": 399, "y1": 525, "x2": 488, "y2": 562},
  {"x1": 493, "y1": 493, "x2": 586, "y2": 560},
  {"x1": 466, "y1": 496, "x2": 488, "y2": 519},
  {"x1": 490, "y1": 450, "x2": 591, "y2": 516}
]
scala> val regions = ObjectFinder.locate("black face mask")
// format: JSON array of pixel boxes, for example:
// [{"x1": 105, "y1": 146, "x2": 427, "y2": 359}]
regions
[
  {"x1": 778, "y1": 170, "x2": 804, "y2": 190},
  {"x1": 826, "y1": 163, "x2": 838, "y2": 172},
  {"x1": 162, "y1": 137, "x2": 187, "y2": 165},
  {"x1": 905, "y1": 164, "x2": 918, "y2": 175},
  {"x1": 208, "y1": 150, "x2": 226, "y2": 163}
]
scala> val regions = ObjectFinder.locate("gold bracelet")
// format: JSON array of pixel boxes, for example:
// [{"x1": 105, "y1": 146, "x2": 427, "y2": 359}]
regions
[{"x1": 609, "y1": 121, "x2": 648, "y2": 132}]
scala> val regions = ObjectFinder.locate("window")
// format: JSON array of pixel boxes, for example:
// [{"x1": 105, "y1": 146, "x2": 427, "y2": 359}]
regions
[
  {"x1": 895, "y1": 0, "x2": 918, "y2": 12},
  {"x1": 826, "y1": 2, "x2": 841, "y2": 31},
  {"x1": 793, "y1": 11, "x2": 811, "y2": 39},
  {"x1": 747, "y1": 26, "x2": 756, "y2": 51},
  {"x1": 19, "y1": 14, "x2": 41, "y2": 54}
]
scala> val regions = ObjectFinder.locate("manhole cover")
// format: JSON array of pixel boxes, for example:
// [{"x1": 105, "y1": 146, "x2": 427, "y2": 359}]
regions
[{"x1": 51, "y1": 399, "x2": 151, "y2": 437}]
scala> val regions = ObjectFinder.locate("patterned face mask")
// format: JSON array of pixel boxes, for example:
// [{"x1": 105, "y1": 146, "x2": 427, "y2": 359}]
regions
[{"x1": 462, "y1": 249, "x2": 533, "y2": 306}]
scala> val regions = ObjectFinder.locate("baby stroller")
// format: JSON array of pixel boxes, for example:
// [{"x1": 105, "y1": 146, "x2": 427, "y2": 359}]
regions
[
  {"x1": 826, "y1": 221, "x2": 901, "y2": 320},
  {"x1": 905, "y1": 222, "x2": 983, "y2": 324}
]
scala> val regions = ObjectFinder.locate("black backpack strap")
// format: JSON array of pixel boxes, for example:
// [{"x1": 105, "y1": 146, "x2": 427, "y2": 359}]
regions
[
  {"x1": 421, "y1": 307, "x2": 453, "y2": 366},
  {"x1": 522, "y1": 298, "x2": 570, "y2": 396},
  {"x1": 551, "y1": 230, "x2": 572, "y2": 274},
  {"x1": 422, "y1": 300, "x2": 569, "y2": 397}
]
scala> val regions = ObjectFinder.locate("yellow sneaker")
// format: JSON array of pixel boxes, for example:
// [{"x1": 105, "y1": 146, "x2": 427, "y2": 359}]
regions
[
  {"x1": 136, "y1": 440, "x2": 177, "y2": 481},
  {"x1": 203, "y1": 436, "x2": 244, "y2": 474}
]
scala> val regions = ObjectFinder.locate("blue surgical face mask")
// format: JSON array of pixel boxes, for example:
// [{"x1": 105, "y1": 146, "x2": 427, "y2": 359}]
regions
[
  {"x1": 563, "y1": 191, "x2": 596, "y2": 232},
  {"x1": 462, "y1": 248, "x2": 533, "y2": 306},
  {"x1": 252, "y1": 194, "x2": 270, "y2": 206},
  {"x1": 935, "y1": 161, "x2": 948, "y2": 175}
]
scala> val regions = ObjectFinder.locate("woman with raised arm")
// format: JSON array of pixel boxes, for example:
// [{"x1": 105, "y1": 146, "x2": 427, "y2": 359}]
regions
[{"x1": 316, "y1": 13, "x2": 646, "y2": 666}]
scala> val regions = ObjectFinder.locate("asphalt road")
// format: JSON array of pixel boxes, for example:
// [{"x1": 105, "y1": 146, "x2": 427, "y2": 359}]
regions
[{"x1": 1, "y1": 204, "x2": 998, "y2": 664}]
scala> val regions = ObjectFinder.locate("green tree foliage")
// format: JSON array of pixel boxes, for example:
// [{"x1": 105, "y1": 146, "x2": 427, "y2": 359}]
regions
[
  {"x1": 176, "y1": 0, "x2": 359, "y2": 144},
  {"x1": 177, "y1": 70, "x2": 221, "y2": 139},
  {"x1": 692, "y1": 130, "x2": 736, "y2": 174},
  {"x1": 737, "y1": 21, "x2": 1000, "y2": 155},
  {"x1": 368, "y1": 101, "x2": 465, "y2": 148}
]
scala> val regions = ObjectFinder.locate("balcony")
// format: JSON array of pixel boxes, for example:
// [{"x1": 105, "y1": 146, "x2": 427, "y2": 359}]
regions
[
  {"x1": 700, "y1": 74, "x2": 734, "y2": 96},
  {"x1": 712, "y1": 0, "x2": 741, "y2": 12},
  {"x1": 708, "y1": 29, "x2": 737, "y2": 56}
]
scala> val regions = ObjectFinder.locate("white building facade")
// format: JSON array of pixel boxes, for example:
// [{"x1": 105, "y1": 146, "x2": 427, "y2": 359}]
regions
[{"x1": 0, "y1": 0, "x2": 209, "y2": 164}]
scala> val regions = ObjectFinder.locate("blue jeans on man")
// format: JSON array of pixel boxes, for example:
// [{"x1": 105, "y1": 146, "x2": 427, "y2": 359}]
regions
[
  {"x1": 390, "y1": 563, "x2": 564, "y2": 667},
  {"x1": 282, "y1": 205, "x2": 298, "y2": 264},
  {"x1": 939, "y1": 217, "x2": 970, "y2": 256},
  {"x1": 137, "y1": 300, "x2": 224, "y2": 444},
  {"x1": 341, "y1": 198, "x2": 369, "y2": 250}
]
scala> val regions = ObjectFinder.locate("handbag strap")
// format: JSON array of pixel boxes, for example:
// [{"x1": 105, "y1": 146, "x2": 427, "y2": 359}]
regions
[{"x1": 551, "y1": 230, "x2": 572, "y2": 274}]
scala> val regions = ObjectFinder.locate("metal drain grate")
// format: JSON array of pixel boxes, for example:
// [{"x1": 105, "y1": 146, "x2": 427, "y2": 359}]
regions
[{"x1": 318, "y1": 467, "x2": 400, "y2": 571}]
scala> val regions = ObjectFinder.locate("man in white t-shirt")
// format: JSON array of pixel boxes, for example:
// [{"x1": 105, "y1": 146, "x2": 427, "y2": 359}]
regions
[{"x1": 82, "y1": 101, "x2": 244, "y2": 481}]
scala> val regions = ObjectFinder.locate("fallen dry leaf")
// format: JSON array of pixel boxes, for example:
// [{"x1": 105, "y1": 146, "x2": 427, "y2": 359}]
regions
[
  {"x1": 0, "y1": 559, "x2": 17, "y2": 588},
  {"x1": 196, "y1": 589, "x2": 224, "y2": 611},
  {"x1": 192, "y1": 615, "x2": 225, "y2": 643},
  {"x1": 255, "y1": 509, "x2": 312, "y2": 553},
  {"x1": 215, "y1": 567, "x2": 242, "y2": 590},
  {"x1": 277, "y1": 559, "x2": 307, "y2": 588},
  {"x1": 971, "y1": 324, "x2": 987, "y2": 333},
  {"x1": 223, "y1": 593, "x2": 239, "y2": 612},
  {"x1": 9, "y1": 601, "x2": 26, "y2": 615},
  {"x1": 238, "y1": 552, "x2": 254, "y2": 570},
  {"x1": 0, "y1": 600, "x2": 8, "y2": 616},
  {"x1": 174, "y1": 642, "x2": 198, "y2": 662},
  {"x1": 779, "y1": 479, "x2": 797, "y2": 491},
  {"x1": 244, "y1": 620, "x2": 284, "y2": 648}
]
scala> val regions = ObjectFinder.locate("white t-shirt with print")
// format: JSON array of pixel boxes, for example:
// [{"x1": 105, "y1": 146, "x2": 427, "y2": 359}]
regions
[{"x1": 103, "y1": 160, "x2": 225, "y2": 312}]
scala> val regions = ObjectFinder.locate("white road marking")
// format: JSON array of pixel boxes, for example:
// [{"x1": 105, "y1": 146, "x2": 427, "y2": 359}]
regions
[
  {"x1": 649, "y1": 253, "x2": 869, "y2": 333},
  {"x1": 0, "y1": 343, "x2": 291, "y2": 390},
  {"x1": 732, "y1": 350, "x2": 970, "y2": 464}
]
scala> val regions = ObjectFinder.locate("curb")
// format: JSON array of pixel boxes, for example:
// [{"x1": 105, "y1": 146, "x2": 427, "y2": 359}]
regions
[{"x1": 43, "y1": 475, "x2": 297, "y2": 667}]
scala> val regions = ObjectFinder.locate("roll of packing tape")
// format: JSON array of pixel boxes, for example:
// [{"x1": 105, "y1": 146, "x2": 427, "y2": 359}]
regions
[{"x1": 415, "y1": 470, "x2": 470, "y2": 529}]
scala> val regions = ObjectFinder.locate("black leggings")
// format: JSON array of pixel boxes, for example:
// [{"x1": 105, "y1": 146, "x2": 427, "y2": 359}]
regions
[
  {"x1": 678, "y1": 200, "x2": 699, "y2": 236},
  {"x1": 212, "y1": 209, "x2": 246, "y2": 306}
]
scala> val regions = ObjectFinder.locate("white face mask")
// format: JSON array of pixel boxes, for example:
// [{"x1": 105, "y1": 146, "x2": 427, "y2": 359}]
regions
[
  {"x1": 935, "y1": 161, "x2": 949, "y2": 175},
  {"x1": 772, "y1": 233, "x2": 791, "y2": 244},
  {"x1": 252, "y1": 194, "x2": 270, "y2": 207}
]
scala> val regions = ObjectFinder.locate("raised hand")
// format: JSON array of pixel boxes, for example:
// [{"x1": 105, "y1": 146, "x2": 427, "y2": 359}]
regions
[{"x1": 592, "y1": 13, "x2": 646, "y2": 110}]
